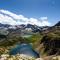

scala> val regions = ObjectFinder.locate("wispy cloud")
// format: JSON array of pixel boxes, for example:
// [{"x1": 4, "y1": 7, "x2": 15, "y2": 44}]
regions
[{"x1": 0, "y1": 9, "x2": 51, "y2": 26}]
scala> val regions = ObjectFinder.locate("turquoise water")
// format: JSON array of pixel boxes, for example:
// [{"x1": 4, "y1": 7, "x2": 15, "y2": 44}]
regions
[
  {"x1": 22, "y1": 35, "x2": 32, "y2": 38},
  {"x1": 10, "y1": 43, "x2": 39, "y2": 58}
]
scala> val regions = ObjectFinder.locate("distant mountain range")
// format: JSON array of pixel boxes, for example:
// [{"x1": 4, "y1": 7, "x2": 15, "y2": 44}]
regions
[
  {"x1": 0, "y1": 21, "x2": 60, "y2": 35},
  {"x1": 0, "y1": 23, "x2": 11, "y2": 28},
  {"x1": 0, "y1": 21, "x2": 60, "y2": 28}
]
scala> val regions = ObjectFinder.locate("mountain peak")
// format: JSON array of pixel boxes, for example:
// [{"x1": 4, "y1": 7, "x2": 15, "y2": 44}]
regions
[{"x1": 55, "y1": 21, "x2": 60, "y2": 26}]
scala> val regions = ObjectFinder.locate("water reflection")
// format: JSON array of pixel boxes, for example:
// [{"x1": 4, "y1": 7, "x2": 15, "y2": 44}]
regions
[{"x1": 10, "y1": 43, "x2": 39, "y2": 58}]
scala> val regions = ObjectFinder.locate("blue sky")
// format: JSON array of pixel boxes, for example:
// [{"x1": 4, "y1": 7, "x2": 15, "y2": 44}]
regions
[{"x1": 0, "y1": 0, "x2": 60, "y2": 26}]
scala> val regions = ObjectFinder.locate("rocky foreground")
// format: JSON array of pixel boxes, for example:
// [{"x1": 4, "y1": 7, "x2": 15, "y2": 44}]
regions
[{"x1": 0, "y1": 54, "x2": 60, "y2": 60}]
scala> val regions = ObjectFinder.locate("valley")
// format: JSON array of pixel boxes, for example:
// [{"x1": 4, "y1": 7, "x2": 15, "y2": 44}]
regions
[{"x1": 0, "y1": 21, "x2": 60, "y2": 60}]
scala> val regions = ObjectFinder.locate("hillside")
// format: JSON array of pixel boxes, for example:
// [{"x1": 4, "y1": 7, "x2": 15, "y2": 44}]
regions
[
  {"x1": 55, "y1": 21, "x2": 60, "y2": 26},
  {"x1": 0, "y1": 21, "x2": 60, "y2": 60}
]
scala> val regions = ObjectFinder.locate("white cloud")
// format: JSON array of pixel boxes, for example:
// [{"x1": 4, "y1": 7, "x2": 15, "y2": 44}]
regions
[
  {"x1": 0, "y1": 14, "x2": 17, "y2": 25},
  {"x1": 0, "y1": 9, "x2": 51, "y2": 26},
  {"x1": 40, "y1": 17, "x2": 47, "y2": 20}
]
